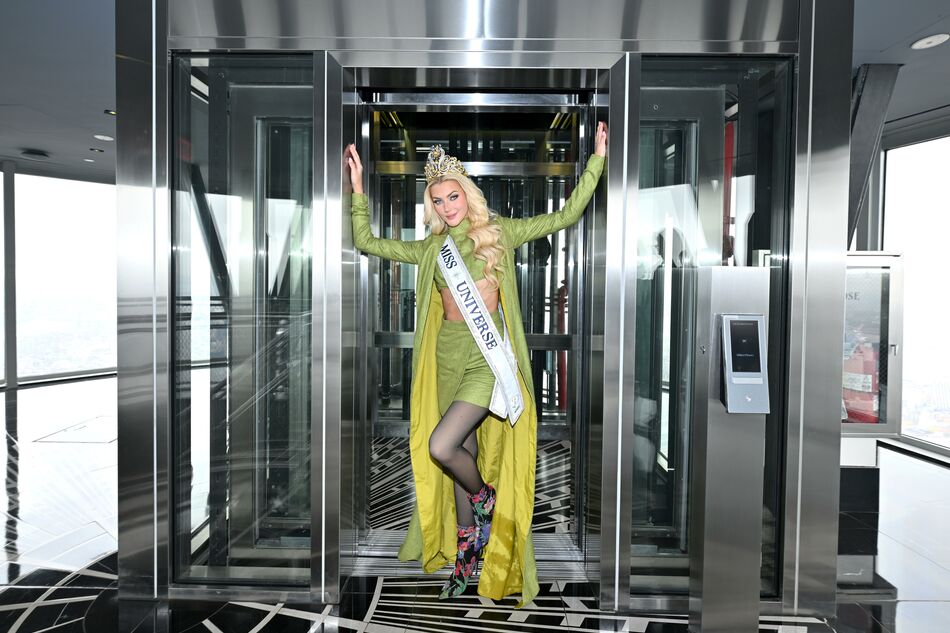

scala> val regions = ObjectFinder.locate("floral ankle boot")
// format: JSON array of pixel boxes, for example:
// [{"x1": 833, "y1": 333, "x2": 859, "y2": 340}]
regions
[
  {"x1": 439, "y1": 525, "x2": 479, "y2": 599},
  {"x1": 469, "y1": 483, "x2": 496, "y2": 552}
]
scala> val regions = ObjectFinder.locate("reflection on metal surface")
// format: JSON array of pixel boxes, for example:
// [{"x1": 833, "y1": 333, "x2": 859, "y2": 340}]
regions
[
  {"x1": 599, "y1": 51, "x2": 639, "y2": 610},
  {"x1": 688, "y1": 268, "x2": 770, "y2": 633},
  {"x1": 167, "y1": 0, "x2": 800, "y2": 48},
  {"x1": 781, "y1": 0, "x2": 852, "y2": 616},
  {"x1": 117, "y1": 0, "x2": 169, "y2": 602},
  {"x1": 370, "y1": 93, "x2": 579, "y2": 107}
]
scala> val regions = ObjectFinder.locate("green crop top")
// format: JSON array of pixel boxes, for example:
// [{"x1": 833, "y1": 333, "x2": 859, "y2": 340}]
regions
[
  {"x1": 432, "y1": 219, "x2": 487, "y2": 289},
  {"x1": 350, "y1": 154, "x2": 605, "y2": 282}
]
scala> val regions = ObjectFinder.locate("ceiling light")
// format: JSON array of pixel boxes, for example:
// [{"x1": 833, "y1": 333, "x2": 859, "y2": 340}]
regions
[
  {"x1": 104, "y1": 109, "x2": 116, "y2": 116},
  {"x1": 20, "y1": 149, "x2": 50, "y2": 161},
  {"x1": 911, "y1": 33, "x2": 950, "y2": 50},
  {"x1": 83, "y1": 158, "x2": 95, "y2": 163},
  {"x1": 89, "y1": 148, "x2": 105, "y2": 153},
  {"x1": 94, "y1": 134, "x2": 114, "y2": 142}
]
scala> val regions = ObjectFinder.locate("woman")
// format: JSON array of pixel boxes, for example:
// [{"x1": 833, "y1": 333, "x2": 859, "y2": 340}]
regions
[{"x1": 345, "y1": 122, "x2": 607, "y2": 603}]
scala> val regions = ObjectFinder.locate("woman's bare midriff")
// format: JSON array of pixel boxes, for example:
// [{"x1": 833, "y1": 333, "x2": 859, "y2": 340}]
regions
[{"x1": 440, "y1": 279, "x2": 499, "y2": 321}]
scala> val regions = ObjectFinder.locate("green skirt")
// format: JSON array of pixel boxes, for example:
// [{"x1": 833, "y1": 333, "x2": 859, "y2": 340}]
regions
[{"x1": 435, "y1": 311, "x2": 504, "y2": 415}]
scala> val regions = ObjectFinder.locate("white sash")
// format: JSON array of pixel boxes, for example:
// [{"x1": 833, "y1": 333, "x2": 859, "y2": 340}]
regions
[{"x1": 437, "y1": 236, "x2": 524, "y2": 426}]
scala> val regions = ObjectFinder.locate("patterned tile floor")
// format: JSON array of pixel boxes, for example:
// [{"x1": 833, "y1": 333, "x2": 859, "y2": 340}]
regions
[
  {"x1": 2, "y1": 377, "x2": 950, "y2": 631},
  {"x1": 370, "y1": 437, "x2": 573, "y2": 533}
]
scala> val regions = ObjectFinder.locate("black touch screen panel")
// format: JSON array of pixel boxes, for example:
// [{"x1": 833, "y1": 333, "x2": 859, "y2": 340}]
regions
[{"x1": 730, "y1": 320, "x2": 761, "y2": 373}]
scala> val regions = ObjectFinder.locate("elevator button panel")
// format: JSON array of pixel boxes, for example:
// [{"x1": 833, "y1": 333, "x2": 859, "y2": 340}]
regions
[{"x1": 719, "y1": 313, "x2": 770, "y2": 414}]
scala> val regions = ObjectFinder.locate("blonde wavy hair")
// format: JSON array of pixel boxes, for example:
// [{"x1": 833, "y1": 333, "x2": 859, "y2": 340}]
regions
[{"x1": 423, "y1": 173, "x2": 505, "y2": 290}]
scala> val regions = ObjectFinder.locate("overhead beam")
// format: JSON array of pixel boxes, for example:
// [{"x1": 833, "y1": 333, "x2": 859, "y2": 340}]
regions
[{"x1": 849, "y1": 64, "x2": 901, "y2": 245}]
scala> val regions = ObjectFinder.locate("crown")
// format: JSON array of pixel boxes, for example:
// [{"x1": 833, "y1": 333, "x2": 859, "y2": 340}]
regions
[{"x1": 424, "y1": 145, "x2": 468, "y2": 183}]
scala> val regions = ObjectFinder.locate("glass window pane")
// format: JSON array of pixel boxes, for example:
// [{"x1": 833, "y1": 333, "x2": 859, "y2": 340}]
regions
[
  {"x1": 15, "y1": 175, "x2": 116, "y2": 377},
  {"x1": 884, "y1": 136, "x2": 950, "y2": 450}
]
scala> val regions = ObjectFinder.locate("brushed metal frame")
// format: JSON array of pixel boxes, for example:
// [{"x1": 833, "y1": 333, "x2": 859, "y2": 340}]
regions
[
  {"x1": 2, "y1": 161, "x2": 15, "y2": 389},
  {"x1": 117, "y1": 0, "x2": 854, "y2": 618},
  {"x1": 117, "y1": 0, "x2": 170, "y2": 601},
  {"x1": 689, "y1": 268, "x2": 771, "y2": 633},
  {"x1": 779, "y1": 0, "x2": 853, "y2": 617},
  {"x1": 598, "y1": 52, "x2": 640, "y2": 611}
]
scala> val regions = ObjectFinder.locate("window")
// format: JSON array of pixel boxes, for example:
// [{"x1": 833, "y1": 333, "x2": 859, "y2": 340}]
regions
[
  {"x1": 15, "y1": 175, "x2": 116, "y2": 377},
  {"x1": 883, "y1": 136, "x2": 950, "y2": 450}
]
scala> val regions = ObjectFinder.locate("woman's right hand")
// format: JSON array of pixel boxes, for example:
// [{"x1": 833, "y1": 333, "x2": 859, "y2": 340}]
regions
[{"x1": 345, "y1": 144, "x2": 364, "y2": 194}]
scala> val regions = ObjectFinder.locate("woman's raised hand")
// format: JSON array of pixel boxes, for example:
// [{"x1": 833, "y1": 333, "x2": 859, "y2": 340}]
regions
[
  {"x1": 345, "y1": 144, "x2": 364, "y2": 194},
  {"x1": 594, "y1": 121, "x2": 608, "y2": 158}
]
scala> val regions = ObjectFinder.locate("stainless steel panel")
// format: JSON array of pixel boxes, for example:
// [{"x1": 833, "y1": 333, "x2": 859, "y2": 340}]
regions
[
  {"x1": 598, "y1": 52, "x2": 639, "y2": 611},
  {"x1": 370, "y1": 93, "x2": 579, "y2": 108},
  {"x1": 117, "y1": 0, "x2": 170, "y2": 602},
  {"x1": 688, "y1": 267, "x2": 769, "y2": 633},
  {"x1": 339, "y1": 59, "x2": 361, "y2": 588},
  {"x1": 2, "y1": 161, "x2": 17, "y2": 388},
  {"x1": 582, "y1": 67, "x2": 610, "y2": 596},
  {"x1": 357, "y1": 68, "x2": 603, "y2": 92},
  {"x1": 310, "y1": 52, "x2": 328, "y2": 602},
  {"x1": 782, "y1": 0, "x2": 853, "y2": 616},
  {"x1": 168, "y1": 0, "x2": 800, "y2": 48}
]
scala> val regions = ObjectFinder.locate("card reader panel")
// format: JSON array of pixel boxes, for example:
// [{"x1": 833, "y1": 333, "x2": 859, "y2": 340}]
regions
[{"x1": 720, "y1": 314, "x2": 770, "y2": 414}]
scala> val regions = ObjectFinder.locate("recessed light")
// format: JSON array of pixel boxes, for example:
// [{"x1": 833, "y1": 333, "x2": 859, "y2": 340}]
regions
[
  {"x1": 911, "y1": 33, "x2": 950, "y2": 50},
  {"x1": 20, "y1": 149, "x2": 50, "y2": 161},
  {"x1": 93, "y1": 134, "x2": 114, "y2": 142},
  {"x1": 83, "y1": 158, "x2": 96, "y2": 163},
  {"x1": 104, "y1": 109, "x2": 116, "y2": 116},
  {"x1": 89, "y1": 148, "x2": 105, "y2": 153}
]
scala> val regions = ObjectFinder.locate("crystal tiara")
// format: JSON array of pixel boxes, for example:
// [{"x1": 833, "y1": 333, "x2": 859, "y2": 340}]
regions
[{"x1": 424, "y1": 145, "x2": 468, "y2": 183}]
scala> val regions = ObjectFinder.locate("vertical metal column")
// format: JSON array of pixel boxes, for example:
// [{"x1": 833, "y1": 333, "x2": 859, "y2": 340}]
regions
[
  {"x1": 599, "y1": 52, "x2": 639, "y2": 610},
  {"x1": 2, "y1": 161, "x2": 16, "y2": 389},
  {"x1": 689, "y1": 267, "x2": 770, "y2": 633},
  {"x1": 783, "y1": 0, "x2": 853, "y2": 616},
  {"x1": 311, "y1": 51, "x2": 345, "y2": 603},
  {"x1": 116, "y1": 0, "x2": 170, "y2": 601}
]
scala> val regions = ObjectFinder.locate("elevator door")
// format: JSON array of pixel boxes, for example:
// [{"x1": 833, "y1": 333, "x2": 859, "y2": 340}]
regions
[{"x1": 355, "y1": 99, "x2": 595, "y2": 564}]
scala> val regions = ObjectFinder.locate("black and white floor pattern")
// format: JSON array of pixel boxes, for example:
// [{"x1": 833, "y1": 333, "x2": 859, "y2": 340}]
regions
[
  {"x1": 369, "y1": 438, "x2": 573, "y2": 534},
  {"x1": 113, "y1": 574, "x2": 833, "y2": 632}
]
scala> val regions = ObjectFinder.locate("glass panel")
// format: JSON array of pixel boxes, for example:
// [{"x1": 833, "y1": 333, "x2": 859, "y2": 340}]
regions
[
  {"x1": 15, "y1": 175, "x2": 116, "y2": 377},
  {"x1": 842, "y1": 266, "x2": 891, "y2": 424},
  {"x1": 633, "y1": 58, "x2": 792, "y2": 596},
  {"x1": 884, "y1": 136, "x2": 950, "y2": 450},
  {"x1": 171, "y1": 55, "x2": 314, "y2": 585}
]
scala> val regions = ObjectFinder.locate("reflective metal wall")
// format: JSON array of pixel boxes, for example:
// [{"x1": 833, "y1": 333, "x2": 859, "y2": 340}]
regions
[{"x1": 117, "y1": 0, "x2": 852, "y2": 617}]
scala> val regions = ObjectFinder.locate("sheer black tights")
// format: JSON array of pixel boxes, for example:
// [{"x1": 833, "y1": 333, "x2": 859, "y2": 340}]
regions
[{"x1": 428, "y1": 400, "x2": 489, "y2": 527}]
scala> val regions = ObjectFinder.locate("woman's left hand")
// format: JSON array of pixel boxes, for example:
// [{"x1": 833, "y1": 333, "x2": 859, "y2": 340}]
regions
[{"x1": 594, "y1": 121, "x2": 608, "y2": 157}]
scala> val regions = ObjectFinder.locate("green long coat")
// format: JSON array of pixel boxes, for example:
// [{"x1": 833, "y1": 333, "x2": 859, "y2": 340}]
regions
[{"x1": 351, "y1": 154, "x2": 604, "y2": 605}]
